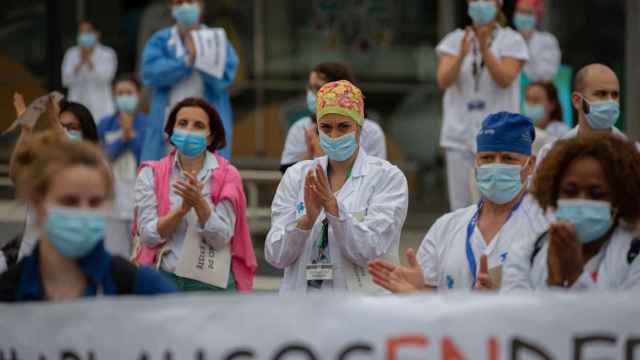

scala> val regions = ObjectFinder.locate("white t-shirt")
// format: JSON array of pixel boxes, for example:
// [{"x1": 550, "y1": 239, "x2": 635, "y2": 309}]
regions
[
  {"x1": 523, "y1": 31, "x2": 561, "y2": 82},
  {"x1": 437, "y1": 26, "x2": 529, "y2": 152},
  {"x1": 502, "y1": 225, "x2": 640, "y2": 291},
  {"x1": 535, "y1": 125, "x2": 627, "y2": 169},
  {"x1": 544, "y1": 121, "x2": 570, "y2": 139},
  {"x1": 280, "y1": 117, "x2": 387, "y2": 165},
  {"x1": 417, "y1": 200, "x2": 541, "y2": 291}
]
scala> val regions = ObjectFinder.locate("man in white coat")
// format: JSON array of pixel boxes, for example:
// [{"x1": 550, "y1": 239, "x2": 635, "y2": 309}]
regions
[{"x1": 62, "y1": 21, "x2": 117, "y2": 123}]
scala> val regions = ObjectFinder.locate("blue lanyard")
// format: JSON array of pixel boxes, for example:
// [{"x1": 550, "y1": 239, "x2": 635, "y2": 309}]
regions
[{"x1": 465, "y1": 195, "x2": 525, "y2": 288}]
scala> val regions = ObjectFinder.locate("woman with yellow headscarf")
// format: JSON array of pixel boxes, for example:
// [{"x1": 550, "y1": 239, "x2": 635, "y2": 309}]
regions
[{"x1": 265, "y1": 80, "x2": 409, "y2": 294}]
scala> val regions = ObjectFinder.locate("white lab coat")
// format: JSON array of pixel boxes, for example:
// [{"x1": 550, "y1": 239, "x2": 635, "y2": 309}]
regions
[
  {"x1": 502, "y1": 225, "x2": 640, "y2": 291},
  {"x1": 265, "y1": 149, "x2": 408, "y2": 294},
  {"x1": 523, "y1": 31, "x2": 562, "y2": 82},
  {"x1": 417, "y1": 198, "x2": 543, "y2": 291},
  {"x1": 62, "y1": 44, "x2": 117, "y2": 122}
]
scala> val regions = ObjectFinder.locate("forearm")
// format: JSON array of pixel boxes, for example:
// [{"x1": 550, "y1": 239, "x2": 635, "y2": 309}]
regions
[
  {"x1": 9, "y1": 127, "x2": 33, "y2": 182},
  {"x1": 157, "y1": 207, "x2": 189, "y2": 239},
  {"x1": 437, "y1": 55, "x2": 465, "y2": 90},
  {"x1": 481, "y1": 48, "x2": 519, "y2": 88}
]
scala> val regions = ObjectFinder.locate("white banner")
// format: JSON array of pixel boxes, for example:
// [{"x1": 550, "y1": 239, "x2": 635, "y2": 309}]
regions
[{"x1": 1, "y1": 292, "x2": 639, "y2": 359}]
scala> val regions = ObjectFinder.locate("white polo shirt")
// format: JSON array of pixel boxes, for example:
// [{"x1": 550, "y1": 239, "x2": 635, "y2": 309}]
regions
[
  {"x1": 437, "y1": 26, "x2": 529, "y2": 152},
  {"x1": 417, "y1": 199, "x2": 541, "y2": 291}
]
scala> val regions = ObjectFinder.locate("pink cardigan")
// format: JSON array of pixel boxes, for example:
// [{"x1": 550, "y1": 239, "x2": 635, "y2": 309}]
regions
[{"x1": 132, "y1": 151, "x2": 257, "y2": 292}]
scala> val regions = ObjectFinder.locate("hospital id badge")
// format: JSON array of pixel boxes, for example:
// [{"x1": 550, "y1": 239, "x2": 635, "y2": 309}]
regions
[
  {"x1": 466, "y1": 99, "x2": 486, "y2": 112},
  {"x1": 305, "y1": 264, "x2": 334, "y2": 281}
]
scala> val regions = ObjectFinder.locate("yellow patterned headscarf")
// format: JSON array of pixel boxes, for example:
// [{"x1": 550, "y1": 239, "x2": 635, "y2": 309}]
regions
[{"x1": 316, "y1": 80, "x2": 365, "y2": 126}]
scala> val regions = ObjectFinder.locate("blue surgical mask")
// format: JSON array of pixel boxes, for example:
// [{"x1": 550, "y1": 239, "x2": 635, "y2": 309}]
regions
[
  {"x1": 115, "y1": 95, "x2": 139, "y2": 114},
  {"x1": 172, "y1": 3, "x2": 201, "y2": 27},
  {"x1": 468, "y1": 1, "x2": 497, "y2": 26},
  {"x1": 319, "y1": 131, "x2": 358, "y2": 162},
  {"x1": 67, "y1": 130, "x2": 83, "y2": 141},
  {"x1": 46, "y1": 207, "x2": 106, "y2": 259},
  {"x1": 514, "y1": 13, "x2": 536, "y2": 32},
  {"x1": 475, "y1": 162, "x2": 526, "y2": 204},
  {"x1": 77, "y1": 32, "x2": 97, "y2": 48},
  {"x1": 522, "y1": 102, "x2": 545, "y2": 123},
  {"x1": 306, "y1": 90, "x2": 317, "y2": 114},
  {"x1": 555, "y1": 199, "x2": 613, "y2": 244},
  {"x1": 582, "y1": 96, "x2": 620, "y2": 129},
  {"x1": 171, "y1": 129, "x2": 208, "y2": 157}
]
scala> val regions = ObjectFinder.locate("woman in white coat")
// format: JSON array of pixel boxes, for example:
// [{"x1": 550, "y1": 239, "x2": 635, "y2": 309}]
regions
[
  {"x1": 502, "y1": 135, "x2": 640, "y2": 291},
  {"x1": 437, "y1": 0, "x2": 529, "y2": 210},
  {"x1": 513, "y1": 0, "x2": 561, "y2": 82},
  {"x1": 266, "y1": 80, "x2": 408, "y2": 294}
]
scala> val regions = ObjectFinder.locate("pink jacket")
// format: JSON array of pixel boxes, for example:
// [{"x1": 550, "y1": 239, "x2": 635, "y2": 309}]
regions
[{"x1": 132, "y1": 151, "x2": 257, "y2": 292}]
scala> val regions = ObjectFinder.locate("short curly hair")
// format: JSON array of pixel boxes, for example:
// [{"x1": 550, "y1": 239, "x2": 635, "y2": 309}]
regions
[{"x1": 533, "y1": 134, "x2": 640, "y2": 225}]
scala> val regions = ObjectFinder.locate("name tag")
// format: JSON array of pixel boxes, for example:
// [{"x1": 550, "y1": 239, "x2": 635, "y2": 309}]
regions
[
  {"x1": 305, "y1": 264, "x2": 334, "y2": 281},
  {"x1": 466, "y1": 100, "x2": 486, "y2": 112}
]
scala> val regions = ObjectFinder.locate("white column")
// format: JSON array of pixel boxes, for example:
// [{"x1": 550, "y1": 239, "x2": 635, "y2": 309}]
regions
[
  {"x1": 438, "y1": 0, "x2": 456, "y2": 40},
  {"x1": 626, "y1": 0, "x2": 640, "y2": 138}
]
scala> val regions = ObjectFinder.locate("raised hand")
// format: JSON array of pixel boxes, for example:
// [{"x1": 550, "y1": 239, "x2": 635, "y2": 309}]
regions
[
  {"x1": 368, "y1": 248, "x2": 425, "y2": 293},
  {"x1": 475, "y1": 255, "x2": 498, "y2": 290},
  {"x1": 460, "y1": 27, "x2": 473, "y2": 58},
  {"x1": 298, "y1": 169, "x2": 323, "y2": 230},
  {"x1": 310, "y1": 164, "x2": 339, "y2": 216},
  {"x1": 547, "y1": 221, "x2": 584, "y2": 287},
  {"x1": 304, "y1": 127, "x2": 324, "y2": 159}
]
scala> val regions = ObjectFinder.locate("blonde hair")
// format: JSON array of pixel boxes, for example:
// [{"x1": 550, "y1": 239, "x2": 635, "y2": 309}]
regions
[{"x1": 15, "y1": 131, "x2": 114, "y2": 205}]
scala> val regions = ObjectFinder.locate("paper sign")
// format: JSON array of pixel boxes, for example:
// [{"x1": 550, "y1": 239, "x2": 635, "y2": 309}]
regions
[
  {"x1": 3, "y1": 92, "x2": 64, "y2": 134},
  {"x1": 192, "y1": 28, "x2": 227, "y2": 79},
  {"x1": 174, "y1": 212, "x2": 231, "y2": 288}
]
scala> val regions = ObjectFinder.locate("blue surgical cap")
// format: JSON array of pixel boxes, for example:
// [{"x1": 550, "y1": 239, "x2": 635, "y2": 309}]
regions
[{"x1": 476, "y1": 112, "x2": 535, "y2": 155}]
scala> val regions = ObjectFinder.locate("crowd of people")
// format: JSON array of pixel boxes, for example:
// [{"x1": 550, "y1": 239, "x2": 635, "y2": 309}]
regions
[{"x1": 0, "y1": 0, "x2": 639, "y2": 304}]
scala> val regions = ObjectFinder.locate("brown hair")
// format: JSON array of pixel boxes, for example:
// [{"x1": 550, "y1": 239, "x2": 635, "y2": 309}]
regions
[
  {"x1": 164, "y1": 97, "x2": 227, "y2": 153},
  {"x1": 527, "y1": 81, "x2": 564, "y2": 123},
  {"x1": 533, "y1": 135, "x2": 640, "y2": 225},
  {"x1": 15, "y1": 131, "x2": 114, "y2": 205},
  {"x1": 312, "y1": 62, "x2": 356, "y2": 84}
]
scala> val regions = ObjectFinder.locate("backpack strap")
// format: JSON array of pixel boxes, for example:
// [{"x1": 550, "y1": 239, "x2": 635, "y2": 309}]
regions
[
  {"x1": 628, "y1": 237, "x2": 640, "y2": 265},
  {"x1": 111, "y1": 256, "x2": 138, "y2": 295},
  {"x1": 0, "y1": 263, "x2": 23, "y2": 302},
  {"x1": 530, "y1": 231, "x2": 549, "y2": 266}
]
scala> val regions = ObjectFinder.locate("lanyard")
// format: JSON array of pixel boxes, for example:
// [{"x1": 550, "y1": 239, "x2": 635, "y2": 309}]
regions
[
  {"x1": 465, "y1": 195, "x2": 525, "y2": 288},
  {"x1": 471, "y1": 32, "x2": 496, "y2": 93}
]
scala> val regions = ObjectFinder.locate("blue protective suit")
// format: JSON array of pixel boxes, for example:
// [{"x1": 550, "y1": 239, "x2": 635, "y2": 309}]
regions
[{"x1": 140, "y1": 26, "x2": 238, "y2": 160}]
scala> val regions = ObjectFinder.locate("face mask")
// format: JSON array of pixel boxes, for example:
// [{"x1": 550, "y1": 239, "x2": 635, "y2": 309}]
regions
[
  {"x1": 475, "y1": 161, "x2": 527, "y2": 205},
  {"x1": 319, "y1": 131, "x2": 358, "y2": 162},
  {"x1": 172, "y1": 3, "x2": 201, "y2": 27},
  {"x1": 171, "y1": 129, "x2": 208, "y2": 157},
  {"x1": 67, "y1": 130, "x2": 83, "y2": 141},
  {"x1": 306, "y1": 90, "x2": 317, "y2": 114},
  {"x1": 77, "y1": 32, "x2": 97, "y2": 48},
  {"x1": 522, "y1": 102, "x2": 545, "y2": 123},
  {"x1": 581, "y1": 96, "x2": 620, "y2": 129},
  {"x1": 555, "y1": 199, "x2": 613, "y2": 244},
  {"x1": 514, "y1": 13, "x2": 536, "y2": 32},
  {"x1": 468, "y1": 1, "x2": 497, "y2": 26},
  {"x1": 115, "y1": 95, "x2": 139, "y2": 114},
  {"x1": 46, "y1": 207, "x2": 106, "y2": 259}
]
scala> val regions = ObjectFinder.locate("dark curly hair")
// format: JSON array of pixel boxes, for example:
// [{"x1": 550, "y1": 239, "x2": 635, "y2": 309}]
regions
[
  {"x1": 533, "y1": 134, "x2": 640, "y2": 225},
  {"x1": 164, "y1": 97, "x2": 226, "y2": 153}
]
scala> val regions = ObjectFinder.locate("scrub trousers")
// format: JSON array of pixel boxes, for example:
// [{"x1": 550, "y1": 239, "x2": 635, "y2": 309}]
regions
[{"x1": 445, "y1": 148, "x2": 480, "y2": 210}]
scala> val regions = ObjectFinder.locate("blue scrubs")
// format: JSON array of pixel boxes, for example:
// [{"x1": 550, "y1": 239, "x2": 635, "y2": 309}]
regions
[{"x1": 140, "y1": 26, "x2": 239, "y2": 161}]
